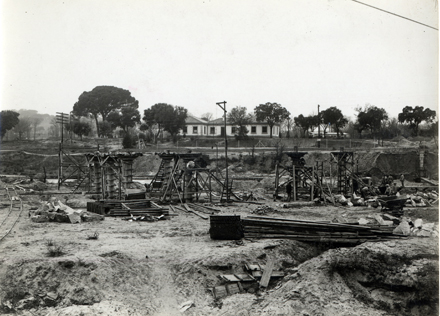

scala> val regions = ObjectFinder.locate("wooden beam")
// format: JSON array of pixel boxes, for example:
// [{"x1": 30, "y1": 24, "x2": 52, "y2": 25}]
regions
[{"x1": 259, "y1": 259, "x2": 274, "y2": 288}]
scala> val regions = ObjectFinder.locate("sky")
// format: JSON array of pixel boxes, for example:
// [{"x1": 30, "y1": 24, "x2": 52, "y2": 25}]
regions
[{"x1": 1, "y1": 0, "x2": 438, "y2": 121}]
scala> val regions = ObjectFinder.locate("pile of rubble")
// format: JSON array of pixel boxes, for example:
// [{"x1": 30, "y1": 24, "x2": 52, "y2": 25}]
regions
[
  {"x1": 250, "y1": 205, "x2": 277, "y2": 215},
  {"x1": 29, "y1": 198, "x2": 104, "y2": 224}
]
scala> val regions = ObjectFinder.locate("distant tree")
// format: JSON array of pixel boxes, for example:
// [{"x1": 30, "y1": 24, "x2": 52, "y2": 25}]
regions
[
  {"x1": 321, "y1": 107, "x2": 348, "y2": 137},
  {"x1": 73, "y1": 86, "x2": 138, "y2": 137},
  {"x1": 122, "y1": 132, "x2": 136, "y2": 149},
  {"x1": 0, "y1": 110, "x2": 20, "y2": 139},
  {"x1": 254, "y1": 102, "x2": 290, "y2": 138},
  {"x1": 355, "y1": 104, "x2": 388, "y2": 138},
  {"x1": 201, "y1": 112, "x2": 213, "y2": 121},
  {"x1": 294, "y1": 114, "x2": 320, "y2": 137},
  {"x1": 107, "y1": 104, "x2": 141, "y2": 134},
  {"x1": 227, "y1": 106, "x2": 252, "y2": 138},
  {"x1": 143, "y1": 103, "x2": 187, "y2": 143},
  {"x1": 98, "y1": 121, "x2": 113, "y2": 138},
  {"x1": 282, "y1": 117, "x2": 293, "y2": 138},
  {"x1": 71, "y1": 121, "x2": 92, "y2": 140},
  {"x1": 13, "y1": 117, "x2": 32, "y2": 140},
  {"x1": 398, "y1": 106, "x2": 437, "y2": 136},
  {"x1": 48, "y1": 117, "x2": 60, "y2": 138},
  {"x1": 30, "y1": 117, "x2": 43, "y2": 140}
]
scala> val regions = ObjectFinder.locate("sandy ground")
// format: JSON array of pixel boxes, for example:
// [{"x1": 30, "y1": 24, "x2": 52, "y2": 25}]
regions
[{"x1": 0, "y1": 186, "x2": 438, "y2": 316}]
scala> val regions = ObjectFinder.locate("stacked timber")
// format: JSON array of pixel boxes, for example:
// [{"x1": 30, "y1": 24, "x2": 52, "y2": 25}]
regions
[
  {"x1": 87, "y1": 199, "x2": 169, "y2": 217},
  {"x1": 242, "y1": 215, "x2": 406, "y2": 244}
]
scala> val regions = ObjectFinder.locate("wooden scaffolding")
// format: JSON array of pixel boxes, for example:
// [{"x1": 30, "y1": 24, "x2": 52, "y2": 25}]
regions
[{"x1": 148, "y1": 152, "x2": 236, "y2": 203}]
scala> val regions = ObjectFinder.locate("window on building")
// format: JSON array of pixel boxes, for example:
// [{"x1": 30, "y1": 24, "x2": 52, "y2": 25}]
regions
[
  {"x1": 231, "y1": 126, "x2": 237, "y2": 134},
  {"x1": 262, "y1": 126, "x2": 268, "y2": 134},
  {"x1": 251, "y1": 126, "x2": 256, "y2": 134},
  {"x1": 210, "y1": 127, "x2": 215, "y2": 134},
  {"x1": 183, "y1": 126, "x2": 187, "y2": 134},
  {"x1": 193, "y1": 126, "x2": 198, "y2": 134},
  {"x1": 204, "y1": 126, "x2": 207, "y2": 134}
]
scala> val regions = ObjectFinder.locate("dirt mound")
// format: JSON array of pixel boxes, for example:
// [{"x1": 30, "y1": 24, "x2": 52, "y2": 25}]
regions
[
  {"x1": 226, "y1": 238, "x2": 438, "y2": 316},
  {"x1": 365, "y1": 151, "x2": 438, "y2": 180}
]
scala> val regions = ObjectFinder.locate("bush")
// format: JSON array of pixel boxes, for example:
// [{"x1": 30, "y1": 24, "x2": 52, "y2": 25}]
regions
[{"x1": 122, "y1": 133, "x2": 136, "y2": 149}]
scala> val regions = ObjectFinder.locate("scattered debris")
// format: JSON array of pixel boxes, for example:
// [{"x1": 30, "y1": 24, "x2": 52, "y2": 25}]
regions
[
  {"x1": 179, "y1": 300, "x2": 194, "y2": 313},
  {"x1": 29, "y1": 198, "x2": 104, "y2": 224}
]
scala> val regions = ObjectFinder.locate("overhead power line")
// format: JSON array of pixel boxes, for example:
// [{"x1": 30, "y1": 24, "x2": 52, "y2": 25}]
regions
[{"x1": 351, "y1": 0, "x2": 438, "y2": 31}]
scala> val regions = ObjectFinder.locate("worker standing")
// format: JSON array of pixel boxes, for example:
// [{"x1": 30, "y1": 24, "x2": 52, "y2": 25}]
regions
[{"x1": 400, "y1": 174, "x2": 405, "y2": 188}]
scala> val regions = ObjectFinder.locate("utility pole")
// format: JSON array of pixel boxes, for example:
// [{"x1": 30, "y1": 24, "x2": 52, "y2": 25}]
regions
[
  {"x1": 216, "y1": 101, "x2": 229, "y2": 202},
  {"x1": 56, "y1": 112, "x2": 69, "y2": 144},
  {"x1": 317, "y1": 104, "x2": 321, "y2": 138}
]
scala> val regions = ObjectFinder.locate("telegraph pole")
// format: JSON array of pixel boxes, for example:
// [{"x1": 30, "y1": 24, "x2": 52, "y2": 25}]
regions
[
  {"x1": 216, "y1": 101, "x2": 229, "y2": 202},
  {"x1": 56, "y1": 112, "x2": 69, "y2": 144},
  {"x1": 317, "y1": 104, "x2": 321, "y2": 138}
]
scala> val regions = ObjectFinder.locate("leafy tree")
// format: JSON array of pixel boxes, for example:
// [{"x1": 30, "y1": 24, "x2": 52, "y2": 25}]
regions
[
  {"x1": 107, "y1": 104, "x2": 141, "y2": 133},
  {"x1": 98, "y1": 121, "x2": 113, "y2": 138},
  {"x1": 143, "y1": 103, "x2": 187, "y2": 143},
  {"x1": 294, "y1": 114, "x2": 320, "y2": 137},
  {"x1": 254, "y1": 102, "x2": 290, "y2": 138},
  {"x1": 0, "y1": 110, "x2": 20, "y2": 139},
  {"x1": 13, "y1": 117, "x2": 32, "y2": 140},
  {"x1": 227, "y1": 106, "x2": 252, "y2": 138},
  {"x1": 398, "y1": 106, "x2": 437, "y2": 136},
  {"x1": 321, "y1": 107, "x2": 348, "y2": 137},
  {"x1": 72, "y1": 86, "x2": 138, "y2": 137},
  {"x1": 72, "y1": 121, "x2": 92, "y2": 140},
  {"x1": 355, "y1": 104, "x2": 388, "y2": 137},
  {"x1": 122, "y1": 132, "x2": 137, "y2": 149}
]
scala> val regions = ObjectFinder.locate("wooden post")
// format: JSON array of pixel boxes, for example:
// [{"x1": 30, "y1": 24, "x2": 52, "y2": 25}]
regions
[
  {"x1": 311, "y1": 166, "x2": 315, "y2": 201},
  {"x1": 292, "y1": 165, "x2": 296, "y2": 201},
  {"x1": 57, "y1": 143, "x2": 62, "y2": 190},
  {"x1": 274, "y1": 164, "x2": 279, "y2": 201}
]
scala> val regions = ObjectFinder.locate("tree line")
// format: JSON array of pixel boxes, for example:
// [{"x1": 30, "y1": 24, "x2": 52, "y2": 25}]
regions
[{"x1": 1, "y1": 85, "x2": 437, "y2": 143}]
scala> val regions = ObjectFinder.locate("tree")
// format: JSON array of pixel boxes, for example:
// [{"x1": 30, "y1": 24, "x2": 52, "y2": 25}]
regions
[
  {"x1": 227, "y1": 106, "x2": 252, "y2": 138},
  {"x1": 282, "y1": 117, "x2": 293, "y2": 138},
  {"x1": 13, "y1": 117, "x2": 32, "y2": 140},
  {"x1": 355, "y1": 104, "x2": 388, "y2": 137},
  {"x1": 201, "y1": 112, "x2": 213, "y2": 121},
  {"x1": 254, "y1": 102, "x2": 290, "y2": 138},
  {"x1": 321, "y1": 107, "x2": 348, "y2": 137},
  {"x1": 398, "y1": 106, "x2": 437, "y2": 136},
  {"x1": 0, "y1": 110, "x2": 20, "y2": 139},
  {"x1": 107, "y1": 104, "x2": 141, "y2": 133},
  {"x1": 72, "y1": 121, "x2": 92, "y2": 140},
  {"x1": 98, "y1": 121, "x2": 113, "y2": 138},
  {"x1": 30, "y1": 117, "x2": 43, "y2": 140},
  {"x1": 48, "y1": 117, "x2": 60, "y2": 138},
  {"x1": 294, "y1": 114, "x2": 320, "y2": 137},
  {"x1": 143, "y1": 103, "x2": 188, "y2": 143},
  {"x1": 72, "y1": 86, "x2": 138, "y2": 137}
]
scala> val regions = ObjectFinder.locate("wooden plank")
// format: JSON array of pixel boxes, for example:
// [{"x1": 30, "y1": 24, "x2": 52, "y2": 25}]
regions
[
  {"x1": 259, "y1": 259, "x2": 274, "y2": 288},
  {"x1": 183, "y1": 203, "x2": 209, "y2": 220}
]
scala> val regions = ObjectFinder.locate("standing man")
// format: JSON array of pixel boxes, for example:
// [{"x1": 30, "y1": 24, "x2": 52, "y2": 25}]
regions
[{"x1": 400, "y1": 174, "x2": 405, "y2": 188}]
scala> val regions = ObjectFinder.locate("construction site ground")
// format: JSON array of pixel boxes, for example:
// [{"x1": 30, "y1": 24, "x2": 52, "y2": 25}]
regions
[
  {"x1": 0, "y1": 184, "x2": 438, "y2": 316},
  {"x1": 0, "y1": 139, "x2": 438, "y2": 316}
]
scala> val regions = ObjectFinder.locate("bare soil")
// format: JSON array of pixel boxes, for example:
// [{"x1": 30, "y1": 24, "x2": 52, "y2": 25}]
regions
[{"x1": 0, "y1": 185, "x2": 438, "y2": 316}]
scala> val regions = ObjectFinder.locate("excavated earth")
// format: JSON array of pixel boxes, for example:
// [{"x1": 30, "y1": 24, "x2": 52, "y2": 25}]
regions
[{"x1": 0, "y1": 189, "x2": 438, "y2": 316}]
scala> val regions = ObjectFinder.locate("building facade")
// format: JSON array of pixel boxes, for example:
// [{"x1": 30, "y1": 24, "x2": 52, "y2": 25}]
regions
[{"x1": 181, "y1": 115, "x2": 280, "y2": 137}]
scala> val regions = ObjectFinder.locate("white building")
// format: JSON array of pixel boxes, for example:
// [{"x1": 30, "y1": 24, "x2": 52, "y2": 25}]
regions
[{"x1": 181, "y1": 115, "x2": 280, "y2": 137}]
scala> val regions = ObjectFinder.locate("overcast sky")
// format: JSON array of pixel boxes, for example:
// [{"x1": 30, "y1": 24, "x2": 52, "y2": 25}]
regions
[{"x1": 1, "y1": 0, "x2": 438, "y2": 121}]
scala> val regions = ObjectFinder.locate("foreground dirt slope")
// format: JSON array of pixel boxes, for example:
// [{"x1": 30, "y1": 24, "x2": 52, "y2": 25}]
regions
[{"x1": 0, "y1": 192, "x2": 438, "y2": 316}]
